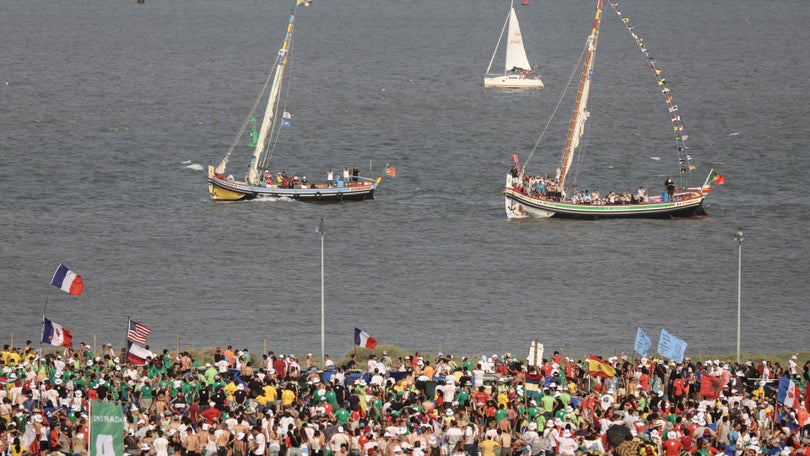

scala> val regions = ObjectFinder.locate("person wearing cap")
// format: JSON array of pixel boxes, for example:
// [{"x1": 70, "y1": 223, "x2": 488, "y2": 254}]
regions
[{"x1": 330, "y1": 426, "x2": 350, "y2": 454}]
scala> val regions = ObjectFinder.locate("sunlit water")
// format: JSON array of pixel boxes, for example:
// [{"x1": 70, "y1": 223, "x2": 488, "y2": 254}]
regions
[{"x1": 1, "y1": 0, "x2": 808, "y2": 359}]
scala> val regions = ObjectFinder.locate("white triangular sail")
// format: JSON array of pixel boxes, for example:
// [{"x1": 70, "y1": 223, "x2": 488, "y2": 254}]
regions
[{"x1": 504, "y1": 8, "x2": 532, "y2": 72}]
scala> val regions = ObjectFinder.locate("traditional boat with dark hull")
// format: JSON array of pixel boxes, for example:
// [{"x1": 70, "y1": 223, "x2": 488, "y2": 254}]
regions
[
  {"x1": 208, "y1": 172, "x2": 380, "y2": 202},
  {"x1": 503, "y1": 0, "x2": 722, "y2": 219},
  {"x1": 208, "y1": 0, "x2": 384, "y2": 203},
  {"x1": 504, "y1": 185, "x2": 707, "y2": 220}
]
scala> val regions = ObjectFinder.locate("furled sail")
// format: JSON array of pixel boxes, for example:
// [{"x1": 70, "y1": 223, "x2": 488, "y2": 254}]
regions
[
  {"x1": 558, "y1": 0, "x2": 602, "y2": 190},
  {"x1": 247, "y1": 13, "x2": 295, "y2": 185}
]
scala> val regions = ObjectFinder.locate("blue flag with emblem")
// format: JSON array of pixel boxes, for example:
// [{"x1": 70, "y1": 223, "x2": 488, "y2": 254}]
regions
[
  {"x1": 656, "y1": 328, "x2": 687, "y2": 362},
  {"x1": 634, "y1": 327, "x2": 651, "y2": 357}
]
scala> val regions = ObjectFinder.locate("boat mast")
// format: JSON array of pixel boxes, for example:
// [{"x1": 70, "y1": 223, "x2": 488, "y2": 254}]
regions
[
  {"x1": 247, "y1": 2, "x2": 297, "y2": 185},
  {"x1": 558, "y1": 0, "x2": 602, "y2": 191}
]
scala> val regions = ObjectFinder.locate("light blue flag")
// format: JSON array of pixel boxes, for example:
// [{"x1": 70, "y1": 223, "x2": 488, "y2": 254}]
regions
[
  {"x1": 657, "y1": 328, "x2": 688, "y2": 362},
  {"x1": 634, "y1": 327, "x2": 651, "y2": 357}
]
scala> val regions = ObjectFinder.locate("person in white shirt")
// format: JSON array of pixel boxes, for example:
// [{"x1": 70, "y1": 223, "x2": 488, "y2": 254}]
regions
[
  {"x1": 252, "y1": 426, "x2": 267, "y2": 456},
  {"x1": 154, "y1": 430, "x2": 170, "y2": 456}
]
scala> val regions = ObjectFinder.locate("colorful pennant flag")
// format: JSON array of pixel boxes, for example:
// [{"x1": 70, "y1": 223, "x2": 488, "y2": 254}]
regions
[
  {"x1": 51, "y1": 264, "x2": 84, "y2": 295},
  {"x1": 354, "y1": 327, "x2": 377, "y2": 349},
  {"x1": 384, "y1": 164, "x2": 397, "y2": 177},
  {"x1": 127, "y1": 319, "x2": 151, "y2": 345},
  {"x1": 42, "y1": 318, "x2": 73, "y2": 348},
  {"x1": 588, "y1": 355, "x2": 616, "y2": 378}
]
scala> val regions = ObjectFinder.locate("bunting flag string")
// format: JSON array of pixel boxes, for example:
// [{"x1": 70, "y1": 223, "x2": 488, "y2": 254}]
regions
[{"x1": 610, "y1": 2, "x2": 692, "y2": 174}]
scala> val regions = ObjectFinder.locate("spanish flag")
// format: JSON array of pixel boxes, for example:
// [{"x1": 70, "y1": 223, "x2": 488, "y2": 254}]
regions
[{"x1": 588, "y1": 355, "x2": 616, "y2": 378}]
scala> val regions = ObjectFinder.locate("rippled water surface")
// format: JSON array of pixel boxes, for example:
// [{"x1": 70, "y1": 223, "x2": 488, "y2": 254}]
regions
[{"x1": 2, "y1": 0, "x2": 808, "y2": 359}]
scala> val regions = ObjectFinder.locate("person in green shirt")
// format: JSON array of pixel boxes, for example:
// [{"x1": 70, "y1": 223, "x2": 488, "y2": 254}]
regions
[
  {"x1": 454, "y1": 388, "x2": 470, "y2": 407},
  {"x1": 139, "y1": 381, "x2": 154, "y2": 414},
  {"x1": 335, "y1": 407, "x2": 350, "y2": 426},
  {"x1": 540, "y1": 391, "x2": 556, "y2": 413},
  {"x1": 495, "y1": 404, "x2": 508, "y2": 422},
  {"x1": 558, "y1": 390, "x2": 571, "y2": 408}
]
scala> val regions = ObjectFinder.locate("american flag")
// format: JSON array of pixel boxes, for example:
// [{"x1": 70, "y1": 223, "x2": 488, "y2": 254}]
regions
[{"x1": 127, "y1": 320, "x2": 151, "y2": 345}]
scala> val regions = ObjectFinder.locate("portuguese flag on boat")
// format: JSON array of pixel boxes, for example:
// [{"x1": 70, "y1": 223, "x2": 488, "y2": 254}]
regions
[{"x1": 709, "y1": 170, "x2": 725, "y2": 185}]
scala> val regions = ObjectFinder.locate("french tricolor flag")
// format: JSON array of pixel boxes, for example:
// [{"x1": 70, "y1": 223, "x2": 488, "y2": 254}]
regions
[
  {"x1": 51, "y1": 264, "x2": 84, "y2": 295},
  {"x1": 354, "y1": 327, "x2": 377, "y2": 349}
]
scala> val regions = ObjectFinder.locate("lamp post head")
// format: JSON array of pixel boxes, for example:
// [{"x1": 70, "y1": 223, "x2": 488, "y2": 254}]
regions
[{"x1": 735, "y1": 227, "x2": 743, "y2": 243}]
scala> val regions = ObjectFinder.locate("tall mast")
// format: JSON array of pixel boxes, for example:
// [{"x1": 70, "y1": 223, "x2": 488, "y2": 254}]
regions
[
  {"x1": 247, "y1": 2, "x2": 297, "y2": 185},
  {"x1": 558, "y1": 0, "x2": 603, "y2": 191}
]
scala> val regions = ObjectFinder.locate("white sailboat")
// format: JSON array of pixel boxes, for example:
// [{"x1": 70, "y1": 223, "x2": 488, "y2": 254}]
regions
[{"x1": 484, "y1": 0, "x2": 544, "y2": 89}]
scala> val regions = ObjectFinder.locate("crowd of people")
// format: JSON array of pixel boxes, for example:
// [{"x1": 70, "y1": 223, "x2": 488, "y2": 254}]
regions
[
  {"x1": 507, "y1": 166, "x2": 653, "y2": 206},
  {"x1": 2, "y1": 342, "x2": 809, "y2": 456}
]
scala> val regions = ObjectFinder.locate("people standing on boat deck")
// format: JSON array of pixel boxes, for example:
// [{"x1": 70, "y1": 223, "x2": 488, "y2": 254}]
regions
[
  {"x1": 342, "y1": 167, "x2": 350, "y2": 185},
  {"x1": 327, "y1": 169, "x2": 335, "y2": 187},
  {"x1": 637, "y1": 186, "x2": 647, "y2": 203},
  {"x1": 665, "y1": 177, "x2": 676, "y2": 201},
  {"x1": 351, "y1": 165, "x2": 360, "y2": 184},
  {"x1": 301, "y1": 176, "x2": 309, "y2": 189}
]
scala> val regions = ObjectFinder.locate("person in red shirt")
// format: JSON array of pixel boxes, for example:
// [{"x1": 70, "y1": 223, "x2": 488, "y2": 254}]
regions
[
  {"x1": 672, "y1": 376, "x2": 686, "y2": 408},
  {"x1": 474, "y1": 387, "x2": 489, "y2": 406},
  {"x1": 680, "y1": 428, "x2": 693, "y2": 454},
  {"x1": 664, "y1": 432, "x2": 682, "y2": 456},
  {"x1": 200, "y1": 402, "x2": 221, "y2": 425},
  {"x1": 274, "y1": 356, "x2": 288, "y2": 381}
]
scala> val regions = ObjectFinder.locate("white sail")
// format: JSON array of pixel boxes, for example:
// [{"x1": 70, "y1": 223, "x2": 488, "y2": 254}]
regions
[{"x1": 504, "y1": 8, "x2": 532, "y2": 72}]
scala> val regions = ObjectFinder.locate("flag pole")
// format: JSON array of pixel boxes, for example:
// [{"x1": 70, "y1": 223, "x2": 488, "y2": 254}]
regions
[
  {"x1": 319, "y1": 218, "x2": 326, "y2": 367},
  {"x1": 125, "y1": 317, "x2": 131, "y2": 364}
]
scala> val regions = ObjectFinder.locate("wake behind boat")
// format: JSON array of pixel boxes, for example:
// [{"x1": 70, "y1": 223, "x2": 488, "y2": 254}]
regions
[
  {"x1": 484, "y1": 0, "x2": 543, "y2": 89},
  {"x1": 208, "y1": 0, "x2": 384, "y2": 202},
  {"x1": 503, "y1": 0, "x2": 723, "y2": 219}
]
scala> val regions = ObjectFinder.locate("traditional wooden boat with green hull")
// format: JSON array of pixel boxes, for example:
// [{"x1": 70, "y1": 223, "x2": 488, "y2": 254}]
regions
[
  {"x1": 503, "y1": 0, "x2": 723, "y2": 220},
  {"x1": 208, "y1": 0, "x2": 383, "y2": 202}
]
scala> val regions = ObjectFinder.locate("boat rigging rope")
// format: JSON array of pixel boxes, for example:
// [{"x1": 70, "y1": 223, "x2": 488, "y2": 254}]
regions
[
  {"x1": 609, "y1": 1, "x2": 693, "y2": 189},
  {"x1": 522, "y1": 41, "x2": 588, "y2": 171},
  {"x1": 217, "y1": 68, "x2": 274, "y2": 174}
]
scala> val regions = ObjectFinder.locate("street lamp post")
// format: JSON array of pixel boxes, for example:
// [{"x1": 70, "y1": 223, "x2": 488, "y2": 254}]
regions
[
  {"x1": 735, "y1": 227, "x2": 743, "y2": 364},
  {"x1": 319, "y1": 218, "x2": 326, "y2": 367}
]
